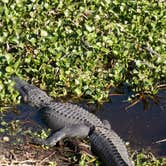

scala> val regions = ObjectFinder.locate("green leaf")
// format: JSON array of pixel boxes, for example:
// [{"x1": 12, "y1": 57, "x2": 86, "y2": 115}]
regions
[{"x1": 5, "y1": 66, "x2": 14, "y2": 73}]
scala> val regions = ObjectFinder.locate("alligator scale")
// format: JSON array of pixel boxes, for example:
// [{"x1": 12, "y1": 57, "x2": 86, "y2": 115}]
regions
[{"x1": 12, "y1": 77, "x2": 134, "y2": 166}]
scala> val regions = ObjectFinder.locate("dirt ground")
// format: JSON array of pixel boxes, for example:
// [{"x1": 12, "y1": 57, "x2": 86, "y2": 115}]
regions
[{"x1": 0, "y1": 136, "x2": 94, "y2": 166}]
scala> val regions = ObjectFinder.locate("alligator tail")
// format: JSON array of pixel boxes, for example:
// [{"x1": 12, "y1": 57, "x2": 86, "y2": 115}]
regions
[{"x1": 89, "y1": 126, "x2": 134, "y2": 166}]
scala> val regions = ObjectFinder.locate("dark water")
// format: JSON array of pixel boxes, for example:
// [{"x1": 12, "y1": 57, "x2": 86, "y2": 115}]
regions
[{"x1": 96, "y1": 90, "x2": 166, "y2": 157}]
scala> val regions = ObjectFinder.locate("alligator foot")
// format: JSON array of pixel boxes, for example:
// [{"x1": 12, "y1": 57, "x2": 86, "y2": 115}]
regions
[{"x1": 34, "y1": 124, "x2": 90, "y2": 147}]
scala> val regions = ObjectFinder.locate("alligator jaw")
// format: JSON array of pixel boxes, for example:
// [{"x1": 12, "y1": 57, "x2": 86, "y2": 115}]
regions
[{"x1": 11, "y1": 77, "x2": 30, "y2": 102}]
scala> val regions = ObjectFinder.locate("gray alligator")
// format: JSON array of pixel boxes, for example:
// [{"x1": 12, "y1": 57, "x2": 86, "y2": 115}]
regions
[{"x1": 12, "y1": 77, "x2": 134, "y2": 166}]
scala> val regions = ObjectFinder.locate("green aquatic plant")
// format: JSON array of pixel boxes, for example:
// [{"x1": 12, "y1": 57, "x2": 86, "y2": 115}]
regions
[{"x1": 0, "y1": 0, "x2": 165, "y2": 104}]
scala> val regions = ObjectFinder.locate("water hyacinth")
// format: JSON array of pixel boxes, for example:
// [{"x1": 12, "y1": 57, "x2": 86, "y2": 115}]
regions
[{"x1": 0, "y1": 0, "x2": 165, "y2": 104}]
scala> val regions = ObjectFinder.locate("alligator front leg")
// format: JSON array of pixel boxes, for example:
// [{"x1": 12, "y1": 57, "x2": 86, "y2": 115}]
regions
[{"x1": 35, "y1": 124, "x2": 90, "y2": 147}]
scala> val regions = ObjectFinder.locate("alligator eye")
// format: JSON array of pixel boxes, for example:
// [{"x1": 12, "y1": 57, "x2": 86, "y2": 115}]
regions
[{"x1": 22, "y1": 86, "x2": 28, "y2": 93}]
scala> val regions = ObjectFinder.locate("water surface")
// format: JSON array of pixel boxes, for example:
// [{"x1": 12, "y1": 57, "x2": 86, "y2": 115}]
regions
[{"x1": 96, "y1": 90, "x2": 166, "y2": 157}]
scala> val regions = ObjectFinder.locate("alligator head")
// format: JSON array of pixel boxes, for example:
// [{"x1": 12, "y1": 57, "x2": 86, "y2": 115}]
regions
[{"x1": 12, "y1": 76, "x2": 53, "y2": 108}]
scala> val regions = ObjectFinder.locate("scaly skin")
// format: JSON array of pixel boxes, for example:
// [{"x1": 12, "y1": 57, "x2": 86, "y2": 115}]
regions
[
  {"x1": 90, "y1": 126, "x2": 133, "y2": 166},
  {"x1": 12, "y1": 77, "x2": 134, "y2": 166}
]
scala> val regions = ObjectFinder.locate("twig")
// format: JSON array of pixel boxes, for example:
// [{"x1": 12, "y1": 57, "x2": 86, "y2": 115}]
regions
[
  {"x1": 155, "y1": 139, "x2": 166, "y2": 144},
  {"x1": 19, "y1": 159, "x2": 39, "y2": 164},
  {"x1": 125, "y1": 99, "x2": 141, "y2": 110},
  {"x1": 109, "y1": 93, "x2": 123, "y2": 96},
  {"x1": 39, "y1": 151, "x2": 57, "y2": 165},
  {"x1": 156, "y1": 84, "x2": 166, "y2": 89}
]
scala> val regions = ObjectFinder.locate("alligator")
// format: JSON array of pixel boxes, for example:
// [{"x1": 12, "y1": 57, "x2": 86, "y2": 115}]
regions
[{"x1": 12, "y1": 77, "x2": 134, "y2": 166}]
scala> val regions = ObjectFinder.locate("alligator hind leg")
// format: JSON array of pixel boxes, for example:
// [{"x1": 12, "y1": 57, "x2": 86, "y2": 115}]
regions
[
  {"x1": 102, "y1": 120, "x2": 111, "y2": 130},
  {"x1": 35, "y1": 124, "x2": 90, "y2": 147}
]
